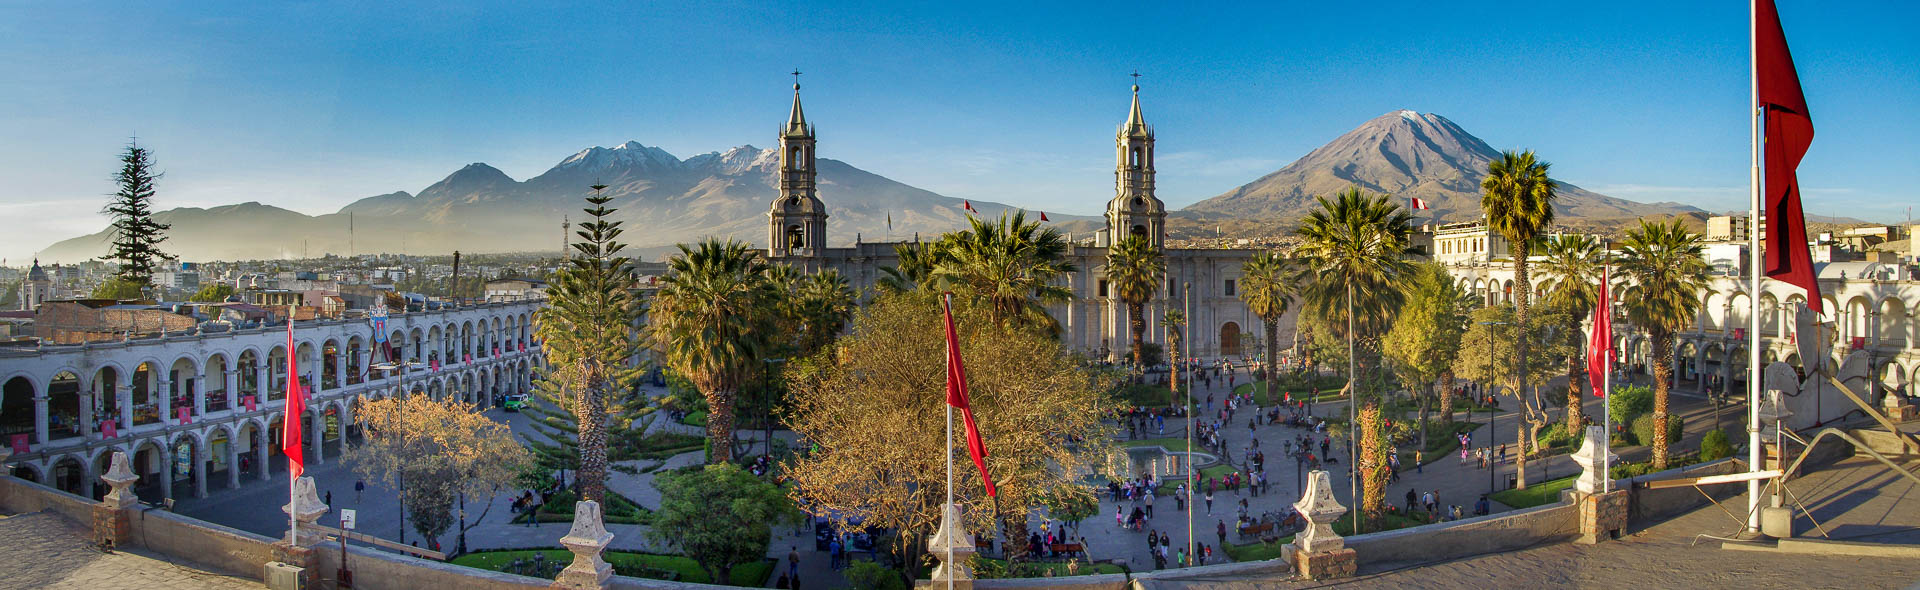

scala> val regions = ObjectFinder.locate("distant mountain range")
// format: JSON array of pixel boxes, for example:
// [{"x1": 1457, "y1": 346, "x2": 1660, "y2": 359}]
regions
[
  {"x1": 1184, "y1": 110, "x2": 1702, "y2": 225},
  {"x1": 37, "y1": 111, "x2": 1711, "y2": 262}
]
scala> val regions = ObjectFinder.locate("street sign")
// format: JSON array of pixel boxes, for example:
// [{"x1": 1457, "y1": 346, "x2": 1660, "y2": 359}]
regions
[{"x1": 340, "y1": 509, "x2": 357, "y2": 530}]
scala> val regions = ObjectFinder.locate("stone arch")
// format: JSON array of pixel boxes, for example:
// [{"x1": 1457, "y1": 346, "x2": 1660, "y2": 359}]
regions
[
  {"x1": 346, "y1": 335, "x2": 366, "y2": 386},
  {"x1": 49, "y1": 455, "x2": 84, "y2": 495},
  {"x1": 168, "y1": 355, "x2": 200, "y2": 422},
  {"x1": 130, "y1": 360, "x2": 162, "y2": 426},
  {"x1": 204, "y1": 352, "x2": 231, "y2": 412},
  {"x1": 46, "y1": 370, "x2": 81, "y2": 440},
  {"x1": 1878, "y1": 361, "x2": 1907, "y2": 398},
  {"x1": 1676, "y1": 340, "x2": 1699, "y2": 381},
  {"x1": 167, "y1": 429, "x2": 204, "y2": 493},
  {"x1": 1878, "y1": 296, "x2": 1908, "y2": 347},
  {"x1": 1727, "y1": 292, "x2": 1751, "y2": 334},
  {"x1": 1, "y1": 375, "x2": 33, "y2": 445},
  {"x1": 10, "y1": 458, "x2": 44, "y2": 487},
  {"x1": 1759, "y1": 293, "x2": 1781, "y2": 336},
  {"x1": 1845, "y1": 295, "x2": 1873, "y2": 346},
  {"x1": 1699, "y1": 292, "x2": 1722, "y2": 332}
]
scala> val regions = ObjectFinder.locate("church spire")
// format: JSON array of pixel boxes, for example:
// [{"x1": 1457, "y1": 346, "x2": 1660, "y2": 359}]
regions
[
  {"x1": 1124, "y1": 72, "x2": 1149, "y2": 136},
  {"x1": 786, "y1": 69, "x2": 809, "y2": 136}
]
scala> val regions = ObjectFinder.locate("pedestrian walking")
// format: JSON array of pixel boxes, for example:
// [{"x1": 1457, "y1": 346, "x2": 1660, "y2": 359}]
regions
[
  {"x1": 1205, "y1": 491, "x2": 1213, "y2": 514},
  {"x1": 788, "y1": 546, "x2": 800, "y2": 580}
]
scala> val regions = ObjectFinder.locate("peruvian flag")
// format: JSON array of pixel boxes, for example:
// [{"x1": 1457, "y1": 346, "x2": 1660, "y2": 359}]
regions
[
  {"x1": 1039, "y1": 211, "x2": 1050, "y2": 222},
  {"x1": 963, "y1": 200, "x2": 976, "y2": 213},
  {"x1": 1757, "y1": 0, "x2": 1822, "y2": 314},
  {"x1": 1587, "y1": 267, "x2": 1612, "y2": 397},
  {"x1": 1410, "y1": 197, "x2": 1430, "y2": 210},
  {"x1": 282, "y1": 318, "x2": 306, "y2": 478},
  {"x1": 943, "y1": 296, "x2": 996, "y2": 497}
]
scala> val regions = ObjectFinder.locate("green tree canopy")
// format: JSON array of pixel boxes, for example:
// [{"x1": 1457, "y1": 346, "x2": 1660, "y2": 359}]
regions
[
  {"x1": 188, "y1": 283, "x2": 236, "y2": 302},
  {"x1": 647, "y1": 463, "x2": 799, "y2": 586},
  {"x1": 651, "y1": 238, "x2": 779, "y2": 464},
  {"x1": 102, "y1": 141, "x2": 170, "y2": 288}
]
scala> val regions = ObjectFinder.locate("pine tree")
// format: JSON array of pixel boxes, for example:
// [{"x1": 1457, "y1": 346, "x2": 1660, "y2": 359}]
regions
[
  {"x1": 532, "y1": 185, "x2": 647, "y2": 504},
  {"x1": 521, "y1": 377, "x2": 657, "y2": 480},
  {"x1": 101, "y1": 141, "x2": 170, "y2": 290}
]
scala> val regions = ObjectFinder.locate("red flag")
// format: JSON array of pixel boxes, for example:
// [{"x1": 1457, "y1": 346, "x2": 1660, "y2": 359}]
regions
[
  {"x1": 1040, "y1": 211, "x2": 1050, "y2": 222},
  {"x1": 1411, "y1": 197, "x2": 1430, "y2": 210},
  {"x1": 1587, "y1": 267, "x2": 1612, "y2": 397},
  {"x1": 282, "y1": 318, "x2": 306, "y2": 478},
  {"x1": 1757, "y1": 0, "x2": 1821, "y2": 314},
  {"x1": 943, "y1": 297, "x2": 996, "y2": 497},
  {"x1": 963, "y1": 200, "x2": 976, "y2": 213}
]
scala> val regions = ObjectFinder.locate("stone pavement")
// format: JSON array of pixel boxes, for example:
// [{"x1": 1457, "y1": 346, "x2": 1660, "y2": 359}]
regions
[
  {"x1": 1135, "y1": 455, "x2": 1920, "y2": 589},
  {"x1": 0, "y1": 510, "x2": 262, "y2": 590}
]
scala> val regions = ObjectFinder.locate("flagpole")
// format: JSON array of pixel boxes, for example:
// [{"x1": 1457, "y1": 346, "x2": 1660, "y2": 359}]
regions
[
  {"x1": 1602, "y1": 264, "x2": 1611, "y2": 494},
  {"x1": 943, "y1": 293, "x2": 955, "y2": 590},
  {"x1": 288, "y1": 310, "x2": 299, "y2": 545},
  {"x1": 1183, "y1": 282, "x2": 1193, "y2": 565},
  {"x1": 1746, "y1": 0, "x2": 1766, "y2": 534}
]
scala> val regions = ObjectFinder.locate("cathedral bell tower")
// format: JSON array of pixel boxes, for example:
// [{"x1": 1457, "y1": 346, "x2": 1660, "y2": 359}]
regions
[
  {"x1": 768, "y1": 73, "x2": 828, "y2": 259},
  {"x1": 1107, "y1": 82, "x2": 1166, "y2": 250}
]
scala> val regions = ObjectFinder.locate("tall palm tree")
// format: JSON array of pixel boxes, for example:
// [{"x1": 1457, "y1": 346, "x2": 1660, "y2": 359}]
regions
[
  {"x1": 797, "y1": 269, "x2": 857, "y2": 355},
  {"x1": 1615, "y1": 219, "x2": 1709, "y2": 469},
  {"x1": 930, "y1": 212, "x2": 1078, "y2": 334},
  {"x1": 1238, "y1": 251, "x2": 1297, "y2": 393},
  {"x1": 651, "y1": 238, "x2": 779, "y2": 464},
  {"x1": 1481, "y1": 150, "x2": 1558, "y2": 433},
  {"x1": 1164, "y1": 308, "x2": 1186, "y2": 405},
  {"x1": 1106, "y1": 234, "x2": 1166, "y2": 376},
  {"x1": 1294, "y1": 186, "x2": 1415, "y2": 534},
  {"x1": 1538, "y1": 234, "x2": 1605, "y2": 428},
  {"x1": 876, "y1": 241, "x2": 940, "y2": 295}
]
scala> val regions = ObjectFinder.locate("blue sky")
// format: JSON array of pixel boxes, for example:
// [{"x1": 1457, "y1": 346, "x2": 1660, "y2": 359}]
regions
[{"x1": 2, "y1": 0, "x2": 1915, "y2": 262}]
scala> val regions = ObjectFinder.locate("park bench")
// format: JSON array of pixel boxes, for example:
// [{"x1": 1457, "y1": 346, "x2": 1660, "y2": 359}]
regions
[
  {"x1": 1237, "y1": 522, "x2": 1275, "y2": 540},
  {"x1": 1046, "y1": 543, "x2": 1085, "y2": 559}
]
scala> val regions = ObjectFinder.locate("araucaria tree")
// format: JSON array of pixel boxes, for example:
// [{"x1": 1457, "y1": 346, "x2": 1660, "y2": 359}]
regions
[
  {"x1": 1107, "y1": 234, "x2": 1166, "y2": 377},
  {"x1": 1538, "y1": 234, "x2": 1605, "y2": 428},
  {"x1": 784, "y1": 291, "x2": 1118, "y2": 580},
  {"x1": 347, "y1": 394, "x2": 531, "y2": 553},
  {"x1": 647, "y1": 463, "x2": 799, "y2": 585},
  {"x1": 1480, "y1": 150, "x2": 1557, "y2": 429},
  {"x1": 533, "y1": 185, "x2": 647, "y2": 504},
  {"x1": 1615, "y1": 219, "x2": 1708, "y2": 469},
  {"x1": 102, "y1": 141, "x2": 171, "y2": 291},
  {"x1": 651, "y1": 238, "x2": 778, "y2": 464},
  {"x1": 1383, "y1": 262, "x2": 1472, "y2": 446},
  {"x1": 1237, "y1": 251, "x2": 1297, "y2": 388}
]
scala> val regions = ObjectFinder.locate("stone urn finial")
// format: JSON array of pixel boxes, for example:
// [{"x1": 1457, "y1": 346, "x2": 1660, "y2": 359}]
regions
[
  {"x1": 100, "y1": 451, "x2": 140, "y2": 509},
  {"x1": 1291, "y1": 469, "x2": 1348, "y2": 553},
  {"x1": 282, "y1": 476, "x2": 329, "y2": 546},
  {"x1": 927, "y1": 502, "x2": 977, "y2": 590},
  {"x1": 553, "y1": 500, "x2": 613, "y2": 589}
]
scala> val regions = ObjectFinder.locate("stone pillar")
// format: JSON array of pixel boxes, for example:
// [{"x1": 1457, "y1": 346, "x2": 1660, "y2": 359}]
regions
[
  {"x1": 1284, "y1": 470, "x2": 1354, "y2": 580},
  {"x1": 192, "y1": 372, "x2": 207, "y2": 417},
  {"x1": 309, "y1": 408, "x2": 325, "y2": 465},
  {"x1": 95, "y1": 451, "x2": 137, "y2": 547},
  {"x1": 553, "y1": 500, "x2": 613, "y2": 590},
  {"x1": 271, "y1": 476, "x2": 330, "y2": 590},
  {"x1": 158, "y1": 440, "x2": 174, "y2": 504},
  {"x1": 157, "y1": 377, "x2": 172, "y2": 427},
  {"x1": 924, "y1": 503, "x2": 976, "y2": 590},
  {"x1": 117, "y1": 383, "x2": 133, "y2": 435},
  {"x1": 258, "y1": 431, "x2": 273, "y2": 482},
  {"x1": 1569, "y1": 426, "x2": 1626, "y2": 544},
  {"x1": 226, "y1": 436, "x2": 241, "y2": 489},
  {"x1": 192, "y1": 439, "x2": 209, "y2": 499},
  {"x1": 225, "y1": 369, "x2": 239, "y2": 413},
  {"x1": 33, "y1": 395, "x2": 48, "y2": 445}
]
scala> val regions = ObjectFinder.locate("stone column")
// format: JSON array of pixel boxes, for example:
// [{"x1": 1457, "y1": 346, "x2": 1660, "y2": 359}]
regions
[
  {"x1": 272, "y1": 475, "x2": 330, "y2": 590},
  {"x1": 257, "y1": 434, "x2": 272, "y2": 481},
  {"x1": 158, "y1": 440, "x2": 174, "y2": 504},
  {"x1": 192, "y1": 439, "x2": 209, "y2": 499},
  {"x1": 193, "y1": 371, "x2": 207, "y2": 417},
  {"x1": 226, "y1": 435, "x2": 241, "y2": 489},
  {"x1": 309, "y1": 406, "x2": 325, "y2": 465},
  {"x1": 117, "y1": 383, "x2": 133, "y2": 434},
  {"x1": 1284, "y1": 470, "x2": 1354, "y2": 580},
  {"x1": 1570, "y1": 426, "x2": 1626, "y2": 544},
  {"x1": 33, "y1": 395, "x2": 48, "y2": 445},
  {"x1": 553, "y1": 500, "x2": 613, "y2": 589},
  {"x1": 157, "y1": 377, "x2": 172, "y2": 426},
  {"x1": 925, "y1": 503, "x2": 976, "y2": 590},
  {"x1": 95, "y1": 452, "x2": 138, "y2": 547},
  {"x1": 224, "y1": 369, "x2": 238, "y2": 413}
]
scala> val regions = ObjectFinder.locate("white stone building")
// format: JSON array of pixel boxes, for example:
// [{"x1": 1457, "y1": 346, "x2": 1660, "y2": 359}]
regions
[{"x1": 0, "y1": 300, "x2": 544, "y2": 502}]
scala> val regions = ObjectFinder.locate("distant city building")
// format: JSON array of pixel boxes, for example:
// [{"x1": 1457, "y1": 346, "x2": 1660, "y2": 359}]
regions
[
  {"x1": 762, "y1": 82, "x2": 1287, "y2": 361},
  {"x1": 484, "y1": 278, "x2": 547, "y2": 302},
  {"x1": 1706, "y1": 215, "x2": 1752, "y2": 242},
  {"x1": 18, "y1": 260, "x2": 56, "y2": 312}
]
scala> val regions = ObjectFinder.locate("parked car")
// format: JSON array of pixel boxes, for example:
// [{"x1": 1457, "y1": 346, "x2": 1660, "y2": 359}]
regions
[{"x1": 503, "y1": 394, "x2": 527, "y2": 411}]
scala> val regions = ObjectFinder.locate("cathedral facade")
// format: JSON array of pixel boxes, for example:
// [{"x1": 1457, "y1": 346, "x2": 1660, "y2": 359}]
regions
[{"x1": 764, "y1": 82, "x2": 1292, "y2": 363}]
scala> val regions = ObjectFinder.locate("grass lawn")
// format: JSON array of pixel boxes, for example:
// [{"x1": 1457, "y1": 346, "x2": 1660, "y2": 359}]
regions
[
  {"x1": 452, "y1": 549, "x2": 771, "y2": 586},
  {"x1": 1232, "y1": 382, "x2": 1344, "y2": 405},
  {"x1": 1222, "y1": 512, "x2": 1427, "y2": 562},
  {"x1": 535, "y1": 490, "x2": 653, "y2": 525},
  {"x1": 1490, "y1": 474, "x2": 1575, "y2": 509},
  {"x1": 678, "y1": 410, "x2": 708, "y2": 428},
  {"x1": 635, "y1": 432, "x2": 706, "y2": 460},
  {"x1": 1156, "y1": 463, "x2": 1237, "y2": 495},
  {"x1": 1399, "y1": 421, "x2": 1482, "y2": 468}
]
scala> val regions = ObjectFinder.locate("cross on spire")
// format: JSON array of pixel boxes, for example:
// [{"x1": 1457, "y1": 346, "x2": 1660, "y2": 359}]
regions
[
  {"x1": 1130, "y1": 71, "x2": 1141, "y2": 92},
  {"x1": 792, "y1": 69, "x2": 802, "y2": 91}
]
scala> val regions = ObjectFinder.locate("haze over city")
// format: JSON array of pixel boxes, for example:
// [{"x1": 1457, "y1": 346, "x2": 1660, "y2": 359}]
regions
[{"x1": 2, "y1": 0, "x2": 1917, "y2": 262}]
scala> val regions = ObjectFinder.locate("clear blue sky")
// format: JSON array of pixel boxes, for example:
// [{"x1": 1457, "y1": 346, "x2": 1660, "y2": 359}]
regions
[{"x1": 3, "y1": 0, "x2": 1915, "y2": 262}]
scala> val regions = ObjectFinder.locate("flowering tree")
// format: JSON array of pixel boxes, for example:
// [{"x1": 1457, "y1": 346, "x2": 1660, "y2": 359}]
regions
[{"x1": 346, "y1": 394, "x2": 531, "y2": 553}]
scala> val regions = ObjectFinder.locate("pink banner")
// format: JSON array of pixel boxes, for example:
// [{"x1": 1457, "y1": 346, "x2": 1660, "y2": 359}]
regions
[
  {"x1": 244, "y1": 395, "x2": 257, "y2": 411},
  {"x1": 176, "y1": 406, "x2": 192, "y2": 425},
  {"x1": 9, "y1": 434, "x2": 28, "y2": 454},
  {"x1": 100, "y1": 420, "x2": 117, "y2": 439}
]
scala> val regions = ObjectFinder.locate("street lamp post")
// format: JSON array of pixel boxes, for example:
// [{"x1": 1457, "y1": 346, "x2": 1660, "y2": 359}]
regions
[{"x1": 1478, "y1": 321, "x2": 1507, "y2": 497}]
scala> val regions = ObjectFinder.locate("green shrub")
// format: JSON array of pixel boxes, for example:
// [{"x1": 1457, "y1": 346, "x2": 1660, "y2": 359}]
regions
[
  {"x1": 846, "y1": 560, "x2": 906, "y2": 590},
  {"x1": 1698, "y1": 429, "x2": 1734, "y2": 461},
  {"x1": 1629, "y1": 414, "x2": 1683, "y2": 448},
  {"x1": 1609, "y1": 385, "x2": 1654, "y2": 426}
]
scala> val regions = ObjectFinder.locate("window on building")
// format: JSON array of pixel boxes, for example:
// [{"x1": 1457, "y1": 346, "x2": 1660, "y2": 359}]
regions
[
  {"x1": 1098, "y1": 279, "x2": 1109, "y2": 297},
  {"x1": 1223, "y1": 279, "x2": 1236, "y2": 297},
  {"x1": 1168, "y1": 279, "x2": 1178, "y2": 298}
]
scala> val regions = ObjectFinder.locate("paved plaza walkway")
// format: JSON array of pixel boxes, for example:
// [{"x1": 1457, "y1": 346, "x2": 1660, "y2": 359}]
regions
[{"x1": 0, "y1": 510, "x2": 262, "y2": 590}]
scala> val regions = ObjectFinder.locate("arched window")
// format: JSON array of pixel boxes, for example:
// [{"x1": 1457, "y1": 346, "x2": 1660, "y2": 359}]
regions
[
  {"x1": 787, "y1": 225, "x2": 806, "y2": 249},
  {"x1": 1220, "y1": 322, "x2": 1243, "y2": 357},
  {"x1": 1131, "y1": 225, "x2": 1147, "y2": 238}
]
